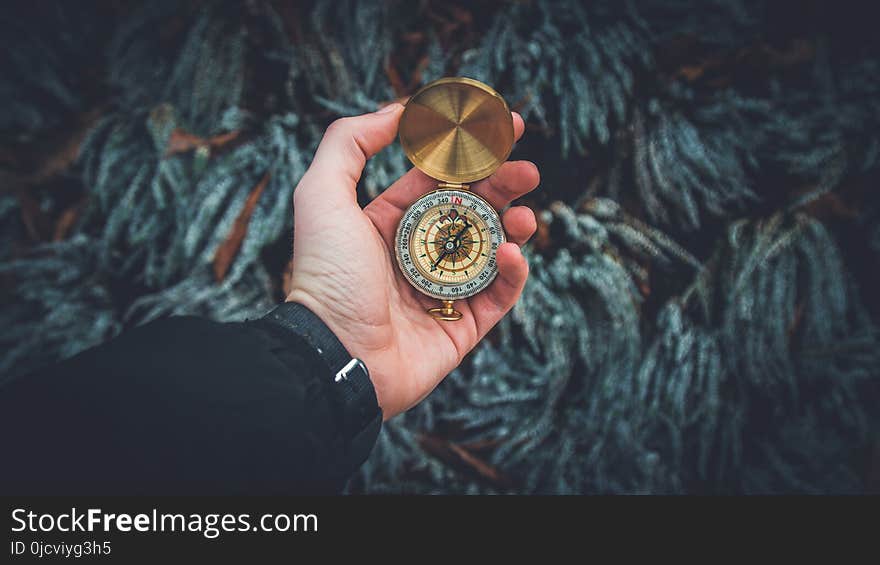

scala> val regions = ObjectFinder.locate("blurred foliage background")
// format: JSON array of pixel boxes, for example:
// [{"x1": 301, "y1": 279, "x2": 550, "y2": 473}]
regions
[{"x1": 1, "y1": 0, "x2": 879, "y2": 493}]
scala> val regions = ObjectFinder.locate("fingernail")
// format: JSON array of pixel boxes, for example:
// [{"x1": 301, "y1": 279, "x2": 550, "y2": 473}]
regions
[{"x1": 377, "y1": 102, "x2": 403, "y2": 114}]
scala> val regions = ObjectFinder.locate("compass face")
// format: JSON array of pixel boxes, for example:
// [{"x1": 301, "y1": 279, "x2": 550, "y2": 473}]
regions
[{"x1": 395, "y1": 189, "x2": 505, "y2": 300}]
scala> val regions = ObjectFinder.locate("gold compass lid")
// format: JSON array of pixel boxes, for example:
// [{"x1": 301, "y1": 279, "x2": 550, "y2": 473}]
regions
[{"x1": 399, "y1": 77, "x2": 514, "y2": 185}]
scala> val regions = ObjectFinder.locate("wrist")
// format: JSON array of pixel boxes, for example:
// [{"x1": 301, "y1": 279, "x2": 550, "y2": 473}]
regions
[
  {"x1": 261, "y1": 301, "x2": 383, "y2": 434},
  {"x1": 284, "y1": 289, "x2": 394, "y2": 419},
  {"x1": 284, "y1": 289, "x2": 362, "y2": 356}
]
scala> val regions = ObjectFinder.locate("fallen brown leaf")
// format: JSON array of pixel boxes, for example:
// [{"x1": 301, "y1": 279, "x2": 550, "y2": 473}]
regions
[
  {"x1": 447, "y1": 442, "x2": 505, "y2": 483},
  {"x1": 802, "y1": 190, "x2": 859, "y2": 222},
  {"x1": 1, "y1": 107, "x2": 103, "y2": 194},
  {"x1": 385, "y1": 60, "x2": 408, "y2": 99},
  {"x1": 32, "y1": 108, "x2": 103, "y2": 185},
  {"x1": 53, "y1": 201, "x2": 84, "y2": 242},
  {"x1": 510, "y1": 91, "x2": 533, "y2": 114},
  {"x1": 213, "y1": 172, "x2": 270, "y2": 282},
  {"x1": 17, "y1": 190, "x2": 46, "y2": 242},
  {"x1": 165, "y1": 129, "x2": 241, "y2": 158},
  {"x1": 407, "y1": 55, "x2": 431, "y2": 92},
  {"x1": 419, "y1": 433, "x2": 511, "y2": 488}
]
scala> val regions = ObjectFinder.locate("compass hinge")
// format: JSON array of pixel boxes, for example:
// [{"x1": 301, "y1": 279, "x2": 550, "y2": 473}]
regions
[{"x1": 437, "y1": 182, "x2": 469, "y2": 190}]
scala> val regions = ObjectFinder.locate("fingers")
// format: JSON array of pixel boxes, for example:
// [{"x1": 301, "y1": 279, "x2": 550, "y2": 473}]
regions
[
  {"x1": 295, "y1": 103, "x2": 405, "y2": 210},
  {"x1": 502, "y1": 206, "x2": 537, "y2": 245},
  {"x1": 511, "y1": 111, "x2": 525, "y2": 143},
  {"x1": 471, "y1": 160, "x2": 540, "y2": 210},
  {"x1": 469, "y1": 243, "x2": 529, "y2": 338}
]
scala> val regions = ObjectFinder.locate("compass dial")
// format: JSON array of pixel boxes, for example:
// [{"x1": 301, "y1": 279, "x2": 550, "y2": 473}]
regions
[{"x1": 395, "y1": 189, "x2": 505, "y2": 300}]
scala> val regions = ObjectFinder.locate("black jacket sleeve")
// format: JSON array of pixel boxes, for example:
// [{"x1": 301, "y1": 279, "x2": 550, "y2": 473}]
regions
[{"x1": 0, "y1": 304, "x2": 382, "y2": 494}]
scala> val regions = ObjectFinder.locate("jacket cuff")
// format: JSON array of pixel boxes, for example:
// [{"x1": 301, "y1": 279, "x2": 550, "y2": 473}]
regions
[{"x1": 260, "y1": 302, "x2": 381, "y2": 462}]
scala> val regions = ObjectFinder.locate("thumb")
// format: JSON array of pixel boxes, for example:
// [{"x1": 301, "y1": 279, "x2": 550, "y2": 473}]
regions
[{"x1": 296, "y1": 103, "x2": 404, "y2": 207}]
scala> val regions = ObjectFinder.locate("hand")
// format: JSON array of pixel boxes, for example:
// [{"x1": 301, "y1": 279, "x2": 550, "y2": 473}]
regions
[{"x1": 287, "y1": 103, "x2": 539, "y2": 419}]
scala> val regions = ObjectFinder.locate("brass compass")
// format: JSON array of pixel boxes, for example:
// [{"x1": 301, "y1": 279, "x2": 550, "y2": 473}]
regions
[{"x1": 394, "y1": 77, "x2": 515, "y2": 321}]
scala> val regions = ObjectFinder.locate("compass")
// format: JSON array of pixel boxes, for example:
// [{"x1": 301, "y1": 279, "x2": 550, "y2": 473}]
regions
[{"x1": 394, "y1": 77, "x2": 514, "y2": 321}]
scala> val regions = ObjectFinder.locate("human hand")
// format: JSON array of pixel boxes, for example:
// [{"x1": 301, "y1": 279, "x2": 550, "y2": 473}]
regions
[{"x1": 286, "y1": 103, "x2": 539, "y2": 419}]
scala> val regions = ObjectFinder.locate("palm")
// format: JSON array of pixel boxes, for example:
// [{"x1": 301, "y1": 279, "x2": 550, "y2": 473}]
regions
[{"x1": 286, "y1": 106, "x2": 538, "y2": 418}]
